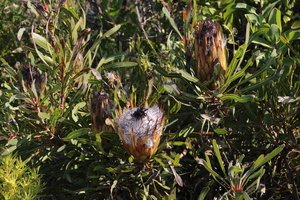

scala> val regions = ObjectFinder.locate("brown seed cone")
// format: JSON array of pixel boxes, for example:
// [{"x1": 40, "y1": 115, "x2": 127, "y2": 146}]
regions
[
  {"x1": 194, "y1": 20, "x2": 227, "y2": 89},
  {"x1": 91, "y1": 91, "x2": 112, "y2": 132},
  {"x1": 21, "y1": 64, "x2": 47, "y2": 95}
]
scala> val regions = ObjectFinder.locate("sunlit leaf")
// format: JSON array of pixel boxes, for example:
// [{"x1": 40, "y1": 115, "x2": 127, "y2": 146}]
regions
[
  {"x1": 212, "y1": 140, "x2": 226, "y2": 176},
  {"x1": 17, "y1": 28, "x2": 26, "y2": 41},
  {"x1": 105, "y1": 61, "x2": 137, "y2": 69},
  {"x1": 38, "y1": 112, "x2": 50, "y2": 120},
  {"x1": 214, "y1": 128, "x2": 228, "y2": 135},
  {"x1": 220, "y1": 94, "x2": 255, "y2": 103},
  {"x1": 1, "y1": 146, "x2": 17, "y2": 156},
  {"x1": 72, "y1": 102, "x2": 86, "y2": 122},
  {"x1": 170, "y1": 166, "x2": 183, "y2": 187},
  {"x1": 269, "y1": 8, "x2": 282, "y2": 32},
  {"x1": 102, "y1": 24, "x2": 121, "y2": 38},
  {"x1": 63, "y1": 128, "x2": 90, "y2": 141},
  {"x1": 291, "y1": 21, "x2": 300, "y2": 29},
  {"x1": 162, "y1": 7, "x2": 183, "y2": 39},
  {"x1": 32, "y1": 32, "x2": 54, "y2": 55},
  {"x1": 57, "y1": 145, "x2": 66, "y2": 152}
]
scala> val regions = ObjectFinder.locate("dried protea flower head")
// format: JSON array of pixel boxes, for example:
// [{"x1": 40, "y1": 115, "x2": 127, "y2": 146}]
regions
[
  {"x1": 21, "y1": 64, "x2": 47, "y2": 95},
  {"x1": 105, "y1": 71, "x2": 122, "y2": 88},
  {"x1": 194, "y1": 20, "x2": 227, "y2": 89},
  {"x1": 114, "y1": 104, "x2": 164, "y2": 161},
  {"x1": 91, "y1": 91, "x2": 112, "y2": 132}
]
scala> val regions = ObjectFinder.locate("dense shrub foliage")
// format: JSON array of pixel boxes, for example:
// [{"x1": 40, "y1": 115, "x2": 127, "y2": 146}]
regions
[
  {"x1": 0, "y1": 155, "x2": 44, "y2": 200},
  {"x1": 0, "y1": 0, "x2": 299, "y2": 199}
]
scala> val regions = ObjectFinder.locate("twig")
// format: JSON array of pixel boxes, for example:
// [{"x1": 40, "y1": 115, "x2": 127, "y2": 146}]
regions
[{"x1": 135, "y1": 1, "x2": 150, "y2": 41}]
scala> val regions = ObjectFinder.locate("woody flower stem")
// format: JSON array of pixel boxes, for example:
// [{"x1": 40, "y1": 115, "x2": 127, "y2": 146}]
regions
[
  {"x1": 59, "y1": 59, "x2": 66, "y2": 111},
  {"x1": 32, "y1": 96, "x2": 52, "y2": 138}
]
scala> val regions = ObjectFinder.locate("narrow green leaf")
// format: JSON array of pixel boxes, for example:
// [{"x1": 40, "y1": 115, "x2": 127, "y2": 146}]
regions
[
  {"x1": 220, "y1": 94, "x2": 255, "y2": 103},
  {"x1": 245, "y1": 13, "x2": 259, "y2": 25},
  {"x1": 202, "y1": 160, "x2": 228, "y2": 188},
  {"x1": 269, "y1": 8, "x2": 282, "y2": 32},
  {"x1": 176, "y1": 69, "x2": 199, "y2": 83},
  {"x1": 27, "y1": 1, "x2": 39, "y2": 16},
  {"x1": 103, "y1": 24, "x2": 121, "y2": 38},
  {"x1": 105, "y1": 61, "x2": 137, "y2": 69},
  {"x1": 259, "y1": 145, "x2": 284, "y2": 167},
  {"x1": 204, "y1": 154, "x2": 213, "y2": 171},
  {"x1": 245, "y1": 168, "x2": 265, "y2": 194},
  {"x1": 72, "y1": 102, "x2": 86, "y2": 122},
  {"x1": 170, "y1": 166, "x2": 183, "y2": 187},
  {"x1": 57, "y1": 145, "x2": 66, "y2": 152},
  {"x1": 96, "y1": 54, "x2": 126, "y2": 70},
  {"x1": 247, "y1": 167, "x2": 265, "y2": 181},
  {"x1": 198, "y1": 183, "x2": 211, "y2": 200},
  {"x1": 269, "y1": 24, "x2": 280, "y2": 42},
  {"x1": 153, "y1": 179, "x2": 171, "y2": 190},
  {"x1": 238, "y1": 155, "x2": 245, "y2": 163},
  {"x1": 154, "y1": 157, "x2": 166, "y2": 168},
  {"x1": 7, "y1": 139, "x2": 18, "y2": 146},
  {"x1": 249, "y1": 25, "x2": 270, "y2": 43},
  {"x1": 286, "y1": 30, "x2": 300, "y2": 42},
  {"x1": 242, "y1": 191, "x2": 251, "y2": 200},
  {"x1": 291, "y1": 21, "x2": 300, "y2": 29},
  {"x1": 262, "y1": 0, "x2": 280, "y2": 17},
  {"x1": 228, "y1": 166, "x2": 243, "y2": 174},
  {"x1": 235, "y1": 55, "x2": 273, "y2": 89},
  {"x1": 251, "y1": 155, "x2": 265, "y2": 171},
  {"x1": 222, "y1": 43, "x2": 247, "y2": 91},
  {"x1": 240, "y1": 74, "x2": 278, "y2": 92},
  {"x1": 32, "y1": 32, "x2": 53, "y2": 55},
  {"x1": 38, "y1": 112, "x2": 50, "y2": 120},
  {"x1": 1, "y1": 146, "x2": 17, "y2": 156},
  {"x1": 235, "y1": 3, "x2": 257, "y2": 14},
  {"x1": 169, "y1": 141, "x2": 187, "y2": 146},
  {"x1": 110, "y1": 180, "x2": 118, "y2": 199},
  {"x1": 202, "y1": 160, "x2": 222, "y2": 180},
  {"x1": 162, "y1": 7, "x2": 183, "y2": 39},
  {"x1": 225, "y1": 56, "x2": 254, "y2": 91},
  {"x1": 17, "y1": 28, "x2": 26, "y2": 41},
  {"x1": 250, "y1": 145, "x2": 284, "y2": 173},
  {"x1": 178, "y1": 126, "x2": 194, "y2": 137},
  {"x1": 60, "y1": 7, "x2": 79, "y2": 20},
  {"x1": 35, "y1": 47, "x2": 54, "y2": 66},
  {"x1": 212, "y1": 140, "x2": 226, "y2": 176},
  {"x1": 154, "y1": 65, "x2": 183, "y2": 79},
  {"x1": 72, "y1": 17, "x2": 84, "y2": 43},
  {"x1": 31, "y1": 80, "x2": 38, "y2": 99},
  {"x1": 63, "y1": 128, "x2": 90, "y2": 141},
  {"x1": 214, "y1": 128, "x2": 228, "y2": 135},
  {"x1": 252, "y1": 37, "x2": 273, "y2": 48}
]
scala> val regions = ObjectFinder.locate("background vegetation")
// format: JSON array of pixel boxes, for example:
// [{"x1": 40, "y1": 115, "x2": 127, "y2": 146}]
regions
[{"x1": 0, "y1": 0, "x2": 299, "y2": 199}]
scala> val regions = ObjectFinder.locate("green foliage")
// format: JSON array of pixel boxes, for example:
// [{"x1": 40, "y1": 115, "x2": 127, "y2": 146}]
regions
[
  {"x1": 0, "y1": 154, "x2": 44, "y2": 200},
  {"x1": 0, "y1": 0, "x2": 299, "y2": 199},
  {"x1": 0, "y1": 0, "x2": 30, "y2": 64},
  {"x1": 200, "y1": 140, "x2": 284, "y2": 199}
]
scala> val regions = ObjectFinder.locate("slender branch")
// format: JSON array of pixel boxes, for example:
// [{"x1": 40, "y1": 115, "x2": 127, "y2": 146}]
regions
[{"x1": 135, "y1": 1, "x2": 150, "y2": 41}]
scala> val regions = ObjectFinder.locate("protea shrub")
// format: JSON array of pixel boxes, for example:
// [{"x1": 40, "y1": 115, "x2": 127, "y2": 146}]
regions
[
  {"x1": 114, "y1": 105, "x2": 164, "y2": 161},
  {"x1": 194, "y1": 20, "x2": 227, "y2": 89}
]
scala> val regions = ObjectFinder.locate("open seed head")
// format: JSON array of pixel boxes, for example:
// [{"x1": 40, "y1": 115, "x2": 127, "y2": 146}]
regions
[{"x1": 115, "y1": 104, "x2": 164, "y2": 161}]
